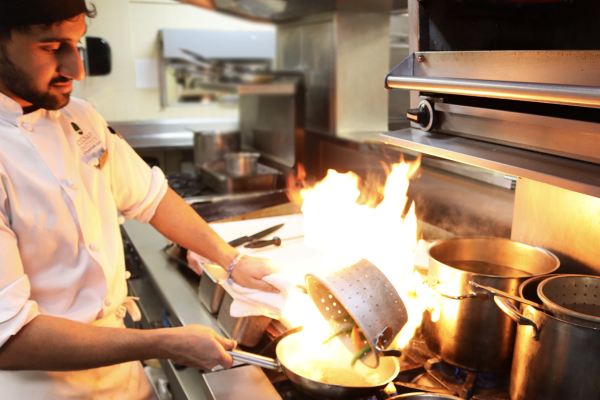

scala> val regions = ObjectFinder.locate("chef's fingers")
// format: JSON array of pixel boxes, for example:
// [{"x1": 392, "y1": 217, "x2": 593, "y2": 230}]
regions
[
  {"x1": 214, "y1": 334, "x2": 237, "y2": 351},
  {"x1": 252, "y1": 279, "x2": 280, "y2": 293},
  {"x1": 212, "y1": 339, "x2": 234, "y2": 369}
]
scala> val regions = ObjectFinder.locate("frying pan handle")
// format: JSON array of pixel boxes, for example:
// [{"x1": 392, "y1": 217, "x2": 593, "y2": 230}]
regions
[
  {"x1": 376, "y1": 347, "x2": 402, "y2": 358},
  {"x1": 228, "y1": 349, "x2": 280, "y2": 370},
  {"x1": 428, "y1": 279, "x2": 488, "y2": 300},
  {"x1": 494, "y1": 296, "x2": 540, "y2": 341}
]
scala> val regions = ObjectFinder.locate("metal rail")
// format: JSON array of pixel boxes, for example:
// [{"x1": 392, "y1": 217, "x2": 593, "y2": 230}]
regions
[{"x1": 386, "y1": 75, "x2": 600, "y2": 108}]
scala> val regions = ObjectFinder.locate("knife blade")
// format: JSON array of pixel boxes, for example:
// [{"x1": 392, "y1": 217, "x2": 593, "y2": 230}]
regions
[{"x1": 228, "y1": 223, "x2": 285, "y2": 248}]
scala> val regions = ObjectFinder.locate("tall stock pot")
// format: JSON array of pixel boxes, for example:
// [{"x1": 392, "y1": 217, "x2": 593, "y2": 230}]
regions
[
  {"x1": 495, "y1": 274, "x2": 600, "y2": 400},
  {"x1": 423, "y1": 237, "x2": 559, "y2": 372}
]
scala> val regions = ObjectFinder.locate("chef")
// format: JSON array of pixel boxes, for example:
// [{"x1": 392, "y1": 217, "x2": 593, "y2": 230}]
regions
[{"x1": 0, "y1": 0, "x2": 280, "y2": 398}]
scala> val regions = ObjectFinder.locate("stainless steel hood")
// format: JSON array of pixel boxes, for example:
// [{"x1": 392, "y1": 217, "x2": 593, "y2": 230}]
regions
[{"x1": 178, "y1": 0, "x2": 397, "y2": 22}]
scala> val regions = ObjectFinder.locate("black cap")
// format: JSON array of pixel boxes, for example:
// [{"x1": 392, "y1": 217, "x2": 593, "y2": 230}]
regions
[{"x1": 0, "y1": 0, "x2": 89, "y2": 25}]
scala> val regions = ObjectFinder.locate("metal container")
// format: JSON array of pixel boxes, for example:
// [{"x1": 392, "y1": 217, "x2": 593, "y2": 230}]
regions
[
  {"x1": 198, "y1": 263, "x2": 228, "y2": 314},
  {"x1": 201, "y1": 160, "x2": 280, "y2": 194},
  {"x1": 217, "y1": 290, "x2": 272, "y2": 347},
  {"x1": 305, "y1": 259, "x2": 408, "y2": 369},
  {"x1": 493, "y1": 275, "x2": 600, "y2": 400},
  {"x1": 424, "y1": 237, "x2": 560, "y2": 372},
  {"x1": 225, "y1": 152, "x2": 260, "y2": 177},
  {"x1": 192, "y1": 130, "x2": 239, "y2": 171}
]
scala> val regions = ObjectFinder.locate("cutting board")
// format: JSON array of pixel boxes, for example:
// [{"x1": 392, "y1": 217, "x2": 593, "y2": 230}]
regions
[{"x1": 209, "y1": 214, "x2": 326, "y2": 276}]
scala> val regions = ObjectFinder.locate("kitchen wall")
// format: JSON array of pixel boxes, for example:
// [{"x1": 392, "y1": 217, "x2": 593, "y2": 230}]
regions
[{"x1": 72, "y1": 0, "x2": 274, "y2": 122}]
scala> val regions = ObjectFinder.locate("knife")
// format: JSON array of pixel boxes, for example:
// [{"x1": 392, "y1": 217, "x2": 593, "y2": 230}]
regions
[
  {"x1": 228, "y1": 223, "x2": 285, "y2": 248},
  {"x1": 244, "y1": 235, "x2": 304, "y2": 249}
]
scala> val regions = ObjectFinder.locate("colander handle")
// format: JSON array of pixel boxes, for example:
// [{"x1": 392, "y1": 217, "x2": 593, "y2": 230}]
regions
[
  {"x1": 428, "y1": 279, "x2": 487, "y2": 300},
  {"x1": 494, "y1": 296, "x2": 540, "y2": 340}
]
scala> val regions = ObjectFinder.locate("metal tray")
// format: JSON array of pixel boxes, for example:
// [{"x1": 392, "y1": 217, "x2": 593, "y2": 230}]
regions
[
  {"x1": 217, "y1": 290, "x2": 272, "y2": 347},
  {"x1": 200, "y1": 160, "x2": 280, "y2": 194},
  {"x1": 198, "y1": 264, "x2": 228, "y2": 314}
]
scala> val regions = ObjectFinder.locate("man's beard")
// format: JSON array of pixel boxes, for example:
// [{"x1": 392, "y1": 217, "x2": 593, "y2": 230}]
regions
[{"x1": 0, "y1": 46, "x2": 71, "y2": 111}]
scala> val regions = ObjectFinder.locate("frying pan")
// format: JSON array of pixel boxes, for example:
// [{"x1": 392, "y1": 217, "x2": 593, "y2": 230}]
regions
[{"x1": 229, "y1": 329, "x2": 400, "y2": 400}]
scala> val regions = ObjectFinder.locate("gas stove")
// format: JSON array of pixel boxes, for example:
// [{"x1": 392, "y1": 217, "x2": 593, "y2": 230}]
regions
[{"x1": 166, "y1": 173, "x2": 214, "y2": 198}]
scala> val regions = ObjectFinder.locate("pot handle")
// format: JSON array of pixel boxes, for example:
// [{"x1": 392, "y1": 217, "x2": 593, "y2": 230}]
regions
[
  {"x1": 228, "y1": 349, "x2": 280, "y2": 370},
  {"x1": 494, "y1": 296, "x2": 540, "y2": 341},
  {"x1": 428, "y1": 279, "x2": 488, "y2": 300}
]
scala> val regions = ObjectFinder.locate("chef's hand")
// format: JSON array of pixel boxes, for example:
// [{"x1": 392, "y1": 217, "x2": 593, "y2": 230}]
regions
[
  {"x1": 186, "y1": 251, "x2": 213, "y2": 275},
  {"x1": 167, "y1": 325, "x2": 236, "y2": 370},
  {"x1": 231, "y1": 256, "x2": 281, "y2": 293}
]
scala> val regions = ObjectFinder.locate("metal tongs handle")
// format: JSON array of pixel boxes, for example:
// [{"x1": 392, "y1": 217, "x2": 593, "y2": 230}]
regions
[{"x1": 468, "y1": 281, "x2": 545, "y2": 311}]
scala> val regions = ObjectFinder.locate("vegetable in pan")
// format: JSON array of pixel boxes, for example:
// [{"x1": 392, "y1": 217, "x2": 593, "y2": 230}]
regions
[{"x1": 322, "y1": 317, "x2": 372, "y2": 366}]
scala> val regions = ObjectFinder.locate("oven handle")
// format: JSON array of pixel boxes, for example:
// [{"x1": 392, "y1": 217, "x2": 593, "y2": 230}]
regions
[{"x1": 386, "y1": 75, "x2": 600, "y2": 109}]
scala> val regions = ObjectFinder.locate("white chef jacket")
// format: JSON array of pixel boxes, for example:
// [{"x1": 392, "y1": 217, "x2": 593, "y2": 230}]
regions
[{"x1": 0, "y1": 92, "x2": 167, "y2": 398}]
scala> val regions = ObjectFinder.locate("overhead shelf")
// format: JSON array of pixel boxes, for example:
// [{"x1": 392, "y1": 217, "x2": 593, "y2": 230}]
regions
[{"x1": 380, "y1": 128, "x2": 600, "y2": 199}]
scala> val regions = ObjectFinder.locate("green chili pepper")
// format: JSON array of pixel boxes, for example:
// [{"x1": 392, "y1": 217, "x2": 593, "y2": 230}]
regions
[
  {"x1": 351, "y1": 345, "x2": 372, "y2": 366},
  {"x1": 322, "y1": 326, "x2": 354, "y2": 345}
]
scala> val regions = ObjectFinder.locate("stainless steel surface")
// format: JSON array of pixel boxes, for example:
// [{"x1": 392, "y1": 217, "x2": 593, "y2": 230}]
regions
[
  {"x1": 387, "y1": 75, "x2": 600, "y2": 109},
  {"x1": 277, "y1": 11, "x2": 389, "y2": 136},
  {"x1": 380, "y1": 128, "x2": 600, "y2": 199},
  {"x1": 512, "y1": 179, "x2": 600, "y2": 276},
  {"x1": 183, "y1": 190, "x2": 287, "y2": 206},
  {"x1": 217, "y1": 290, "x2": 272, "y2": 347},
  {"x1": 230, "y1": 330, "x2": 400, "y2": 400},
  {"x1": 424, "y1": 237, "x2": 560, "y2": 372},
  {"x1": 201, "y1": 161, "x2": 280, "y2": 194},
  {"x1": 305, "y1": 259, "x2": 408, "y2": 369},
  {"x1": 123, "y1": 220, "x2": 223, "y2": 332},
  {"x1": 108, "y1": 118, "x2": 238, "y2": 150},
  {"x1": 412, "y1": 51, "x2": 600, "y2": 87},
  {"x1": 538, "y1": 275, "x2": 600, "y2": 329},
  {"x1": 393, "y1": 393, "x2": 463, "y2": 399},
  {"x1": 225, "y1": 152, "x2": 260, "y2": 177},
  {"x1": 160, "y1": 359, "x2": 211, "y2": 400},
  {"x1": 203, "y1": 365, "x2": 282, "y2": 400},
  {"x1": 239, "y1": 82, "x2": 300, "y2": 168},
  {"x1": 192, "y1": 130, "x2": 240, "y2": 168},
  {"x1": 198, "y1": 264, "x2": 228, "y2": 314},
  {"x1": 496, "y1": 275, "x2": 600, "y2": 400},
  {"x1": 433, "y1": 102, "x2": 600, "y2": 165}
]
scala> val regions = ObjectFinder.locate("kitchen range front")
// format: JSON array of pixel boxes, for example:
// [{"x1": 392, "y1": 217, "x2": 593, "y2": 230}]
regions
[{"x1": 118, "y1": 1, "x2": 600, "y2": 400}]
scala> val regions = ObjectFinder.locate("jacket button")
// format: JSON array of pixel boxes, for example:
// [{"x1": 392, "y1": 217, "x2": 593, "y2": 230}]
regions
[
  {"x1": 89, "y1": 243, "x2": 98, "y2": 251},
  {"x1": 117, "y1": 216, "x2": 125, "y2": 225},
  {"x1": 67, "y1": 180, "x2": 77, "y2": 189},
  {"x1": 22, "y1": 122, "x2": 33, "y2": 132},
  {"x1": 105, "y1": 298, "x2": 111, "y2": 306}
]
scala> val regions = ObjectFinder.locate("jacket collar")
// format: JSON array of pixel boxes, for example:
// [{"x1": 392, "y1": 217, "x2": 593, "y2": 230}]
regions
[{"x1": 0, "y1": 91, "x2": 24, "y2": 124}]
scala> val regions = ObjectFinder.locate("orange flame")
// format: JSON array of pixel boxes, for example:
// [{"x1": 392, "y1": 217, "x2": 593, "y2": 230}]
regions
[{"x1": 288, "y1": 155, "x2": 439, "y2": 349}]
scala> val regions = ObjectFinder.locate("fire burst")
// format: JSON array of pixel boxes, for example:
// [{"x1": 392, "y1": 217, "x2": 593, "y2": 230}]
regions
[{"x1": 288, "y1": 156, "x2": 440, "y2": 349}]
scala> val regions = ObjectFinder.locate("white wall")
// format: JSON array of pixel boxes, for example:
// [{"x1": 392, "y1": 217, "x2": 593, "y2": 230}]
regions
[{"x1": 72, "y1": 0, "x2": 274, "y2": 122}]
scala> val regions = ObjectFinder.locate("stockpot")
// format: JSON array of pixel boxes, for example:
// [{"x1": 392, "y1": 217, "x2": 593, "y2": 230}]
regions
[
  {"x1": 495, "y1": 274, "x2": 600, "y2": 400},
  {"x1": 423, "y1": 237, "x2": 560, "y2": 372}
]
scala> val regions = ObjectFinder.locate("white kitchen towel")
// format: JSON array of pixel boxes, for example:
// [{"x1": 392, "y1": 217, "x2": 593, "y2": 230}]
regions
[{"x1": 223, "y1": 273, "x2": 305, "y2": 318}]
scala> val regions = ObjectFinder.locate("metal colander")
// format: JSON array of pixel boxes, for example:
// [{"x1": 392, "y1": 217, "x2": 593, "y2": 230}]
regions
[
  {"x1": 305, "y1": 259, "x2": 408, "y2": 368},
  {"x1": 538, "y1": 275, "x2": 600, "y2": 328}
]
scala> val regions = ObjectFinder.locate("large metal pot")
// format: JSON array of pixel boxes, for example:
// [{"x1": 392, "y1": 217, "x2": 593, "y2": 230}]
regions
[
  {"x1": 424, "y1": 237, "x2": 560, "y2": 372},
  {"x1": 495, "y1": 274, "x2": 600, "y2": 400}
]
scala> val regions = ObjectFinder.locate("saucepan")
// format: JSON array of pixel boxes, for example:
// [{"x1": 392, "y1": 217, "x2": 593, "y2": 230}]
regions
[{"x1": 229, "y1": 328, "x2": 400, "y2": 400}]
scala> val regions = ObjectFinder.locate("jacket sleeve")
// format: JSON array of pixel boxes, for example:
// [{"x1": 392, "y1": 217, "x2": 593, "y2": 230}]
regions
[
  {"x1": 0, "y1": 179, "x2": 39, "y2": 348},
  {"x1": 98, "y1": 117, "x2": 168, "y2": 224}
]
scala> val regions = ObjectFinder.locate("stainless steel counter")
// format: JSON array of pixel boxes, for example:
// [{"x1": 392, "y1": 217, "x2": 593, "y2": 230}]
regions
[
  {"x1": 109, "y1": 118, "x2": 238, "y2": 150},
  {"x1": 123, "y1": 219, "x2": 222, "y2": 400}
]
